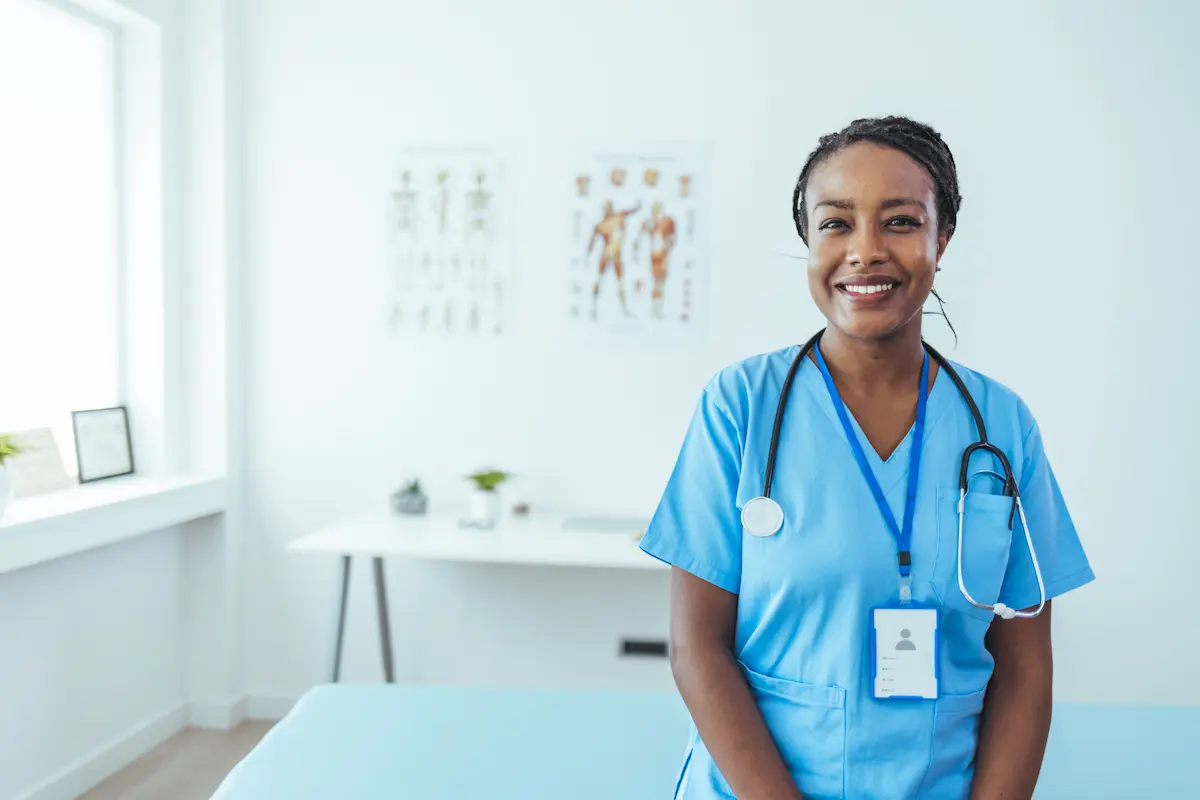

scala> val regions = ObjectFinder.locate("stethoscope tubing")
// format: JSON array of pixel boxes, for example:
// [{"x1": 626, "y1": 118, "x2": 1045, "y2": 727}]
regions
[
  {"x1": 757, "y1": 328, "x2": 1047, "y2": 618},
  {"x1": 957, "y1": 489, "x2": 1047, "y2": 619}
]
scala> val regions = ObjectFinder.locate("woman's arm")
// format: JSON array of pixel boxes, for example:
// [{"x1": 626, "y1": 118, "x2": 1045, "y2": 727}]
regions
[
  {"x1": 669, "y1": 567, "x2": 804, "y2": 800},
  {"x1": 970, "y1": 601, "x2": 1054, "y2": 800}
]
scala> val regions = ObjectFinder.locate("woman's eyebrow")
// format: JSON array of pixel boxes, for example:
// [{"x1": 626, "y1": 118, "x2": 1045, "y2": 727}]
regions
[
  {"x1": 880, "y1": 197, "x2": 927, "y2": 211},
  {"x1": 812, "y1": 197, "x2": 927, "y2": 211}
]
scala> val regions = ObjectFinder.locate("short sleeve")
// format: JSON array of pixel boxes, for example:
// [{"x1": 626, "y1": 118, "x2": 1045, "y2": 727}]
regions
[
  {"x1": 639, "y1": 386, "x2": 744, "y2": 594},
  {"x1": 997, "y1": 419, "x2": 1095, "y2": 611}
]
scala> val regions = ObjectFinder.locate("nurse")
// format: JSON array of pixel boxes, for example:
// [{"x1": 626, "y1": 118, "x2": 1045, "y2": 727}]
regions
[{"x1": 640, "y1": 116, "x2": 1095, "y2": 800}]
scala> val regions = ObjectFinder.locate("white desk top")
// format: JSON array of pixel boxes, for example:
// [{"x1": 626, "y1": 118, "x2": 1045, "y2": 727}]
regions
[{"x1": 287, "y1": 511, "x2": 668, "y2": 571}]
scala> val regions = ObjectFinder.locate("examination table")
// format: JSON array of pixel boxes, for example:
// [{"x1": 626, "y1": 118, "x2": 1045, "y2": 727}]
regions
[{"x1": 211, "y1": 683, "x2": 1196, "y2": 798}]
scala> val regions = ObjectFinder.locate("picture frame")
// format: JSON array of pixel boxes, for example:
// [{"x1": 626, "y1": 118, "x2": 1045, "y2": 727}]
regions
[{"x1": 71, "y1": 406, "x2": 135, "y2": 483}]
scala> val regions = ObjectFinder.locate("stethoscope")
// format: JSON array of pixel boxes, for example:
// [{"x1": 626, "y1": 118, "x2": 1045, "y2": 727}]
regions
[{"x1": 739, "y1": 330, "x2": 1047, "y2": 620}]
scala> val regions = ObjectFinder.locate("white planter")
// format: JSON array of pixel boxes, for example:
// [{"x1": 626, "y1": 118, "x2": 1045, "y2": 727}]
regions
[
  {"x1": 466, "y1": 489, "x2": 501, "y2": 528},
  {"x1": 0, "y1": 466, "x2": 13, "y2": 522}
]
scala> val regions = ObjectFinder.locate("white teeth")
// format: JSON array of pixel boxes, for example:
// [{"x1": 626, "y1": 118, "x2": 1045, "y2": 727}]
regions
[{"x1": 844, "y1": 283, "x2": 894, "y2": 295}]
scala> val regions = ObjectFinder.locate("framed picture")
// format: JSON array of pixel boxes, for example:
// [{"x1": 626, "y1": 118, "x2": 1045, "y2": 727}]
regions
[{"x1": 71, "y1": 406, "x2": 135, "y2": 483}]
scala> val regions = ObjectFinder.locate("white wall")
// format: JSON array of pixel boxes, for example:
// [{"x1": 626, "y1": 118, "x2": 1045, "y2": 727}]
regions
[
  {"x1": 0, "y1": 532, "x2": 184, "y2": 799},
  {"x1": 242, "y1": 0, "x2": 1200, "y2": 706}
]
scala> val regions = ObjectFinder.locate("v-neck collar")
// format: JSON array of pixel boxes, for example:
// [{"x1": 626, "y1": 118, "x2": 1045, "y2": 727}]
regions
[{"x1": 798, "y1": 352, "x2": 951, "y2": 495}]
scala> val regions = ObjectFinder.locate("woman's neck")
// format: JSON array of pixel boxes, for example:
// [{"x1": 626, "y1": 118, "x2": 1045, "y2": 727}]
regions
[{"x1": 817, "y1": 323, "x2": 925, "y2": 395}]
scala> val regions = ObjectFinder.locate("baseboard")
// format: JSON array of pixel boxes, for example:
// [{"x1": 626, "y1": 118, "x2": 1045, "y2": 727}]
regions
[
  {"x1": 246, "y1": 694, "x2": 300, "y2": 721},
  {"x1": 187, "y1": 696, "x2": 250, "y2": 729},
  {"x1": 16, "y1": 704, "x2": 186, "y2": 800}
]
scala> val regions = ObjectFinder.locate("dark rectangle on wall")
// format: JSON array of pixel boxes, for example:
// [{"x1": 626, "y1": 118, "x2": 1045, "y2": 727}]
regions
[{"x1": 620, "y1": 638, "x2": 669, "y2": 658}]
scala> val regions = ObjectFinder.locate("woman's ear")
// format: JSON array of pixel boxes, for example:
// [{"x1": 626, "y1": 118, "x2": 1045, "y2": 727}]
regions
[{"x1": 936, "y1": 230, "x2": 952, "y2": 261}]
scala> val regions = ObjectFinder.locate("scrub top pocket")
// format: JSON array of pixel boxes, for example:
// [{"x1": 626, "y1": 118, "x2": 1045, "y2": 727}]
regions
[
  {"x1": 741, "y1": 665, "x2": 847, "y2": 800},
  {"x1": 933, "y1": 486, "x2": 1015, "y2": 622},
  {"x1": 919, "y1": 688, "x2": 987, "y2": 796}
]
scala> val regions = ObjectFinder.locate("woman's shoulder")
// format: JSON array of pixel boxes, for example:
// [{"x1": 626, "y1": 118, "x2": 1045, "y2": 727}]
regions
[
  {"x1": 701, "y1": 345, "x2": 801, "y2": 419},
  {"x1": 939, "y1": 358, "x2": 1038, "y2": 440}
]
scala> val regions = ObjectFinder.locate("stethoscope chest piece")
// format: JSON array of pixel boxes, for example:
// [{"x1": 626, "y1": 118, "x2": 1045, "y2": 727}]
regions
[{"x1": 741, "y1": 496, "x2": 784, "y2": 537}]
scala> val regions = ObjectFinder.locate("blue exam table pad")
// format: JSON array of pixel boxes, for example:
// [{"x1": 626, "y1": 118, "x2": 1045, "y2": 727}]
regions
[
  {"x1": 212, "y1": 683, "x2": 1198, "y2": 798},
  {"x1": 212, "y1": 683, "x2": 691, "y2": 799}
]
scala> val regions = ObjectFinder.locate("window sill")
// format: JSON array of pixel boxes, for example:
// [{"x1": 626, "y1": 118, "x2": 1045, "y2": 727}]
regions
[{"x1": 0, "y1": 474, "x2": 227, "y2": 576}]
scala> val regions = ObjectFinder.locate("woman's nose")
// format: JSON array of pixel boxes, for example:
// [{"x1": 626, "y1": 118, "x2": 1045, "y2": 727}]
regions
[{"x1": 846, "y1": 224, "x2": 888, "y2": 268}]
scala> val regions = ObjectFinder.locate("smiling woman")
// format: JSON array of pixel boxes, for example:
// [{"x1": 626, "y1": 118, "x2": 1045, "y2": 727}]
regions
[
  {"x1": 639, "y1": 115, "x2": 1094, "y2": 800},
  {"x1": 795, "y1": 117, "x2": 961, "y2": 348}
]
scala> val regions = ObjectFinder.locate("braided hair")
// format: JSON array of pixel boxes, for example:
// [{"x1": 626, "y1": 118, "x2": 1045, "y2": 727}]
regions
[{"x1": 792, "y1": 115, "x2": 962, "y2": 341}]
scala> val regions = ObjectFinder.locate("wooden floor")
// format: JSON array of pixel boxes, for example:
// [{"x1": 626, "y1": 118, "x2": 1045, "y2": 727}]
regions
[{"x1": 78, "y1": 722, "x2": 274, "y2": 800}]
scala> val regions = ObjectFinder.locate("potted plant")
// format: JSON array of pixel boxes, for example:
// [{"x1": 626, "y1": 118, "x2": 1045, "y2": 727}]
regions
[
  {"x1": 464, "y1": 468, "x2": 510, "y2": 528},
  {"x1": 0, "y1": 434, "x2": 24, "y2": 522}
]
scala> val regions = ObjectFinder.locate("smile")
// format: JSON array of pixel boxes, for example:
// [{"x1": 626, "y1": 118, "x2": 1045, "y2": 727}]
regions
[
  {"x1": 835, "y1": 275, "x2": 901, "y2": 299},
  {"x1": 840, "y1": 283, "x2": 896, "y2": 295}
]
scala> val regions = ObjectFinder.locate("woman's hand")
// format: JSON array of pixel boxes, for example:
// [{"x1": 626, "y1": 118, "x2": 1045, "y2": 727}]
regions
[{"x1": 669, "y1": 567, "x2": 805, "y2": 800}]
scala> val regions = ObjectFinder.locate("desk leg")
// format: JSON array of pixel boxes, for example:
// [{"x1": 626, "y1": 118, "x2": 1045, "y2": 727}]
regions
[
  {"x1": 332, "y1": 555, "x2": 351, "y2": 683},
  {"x1": 373, "y1": 556, "x2": 396, "y2": 683}
]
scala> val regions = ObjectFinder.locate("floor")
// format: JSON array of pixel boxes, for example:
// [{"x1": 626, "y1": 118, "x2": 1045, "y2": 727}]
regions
[{"x1": 78, "y1": 722, "x2": 274, "y2": 800}]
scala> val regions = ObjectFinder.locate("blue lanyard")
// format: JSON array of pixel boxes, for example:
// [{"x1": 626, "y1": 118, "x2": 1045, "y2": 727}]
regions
[{"x1": 813, "y1": 345, "x2": 929, "y2": 596}]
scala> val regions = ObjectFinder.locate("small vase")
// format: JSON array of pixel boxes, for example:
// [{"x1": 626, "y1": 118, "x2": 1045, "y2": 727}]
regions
[
  {"x1": 0, "y1": 466, "x2": 14, "y2": 522},
  {"x1": 466, "y1": 489, "x2": 501, "y2": 528},
  {"x1": 391, "y1": 481, "x2": 428, "y2": 516}
]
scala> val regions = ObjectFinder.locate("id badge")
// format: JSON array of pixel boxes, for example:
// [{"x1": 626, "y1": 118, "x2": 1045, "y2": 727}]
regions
[{"x1": 872, "y1": 606, "x2": 939, "y2": 700}]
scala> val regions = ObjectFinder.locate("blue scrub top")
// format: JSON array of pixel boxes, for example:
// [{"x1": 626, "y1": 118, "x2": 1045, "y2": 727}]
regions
[{"x1": 640, "y1": 345, "x2": 1095, "y2": 800}]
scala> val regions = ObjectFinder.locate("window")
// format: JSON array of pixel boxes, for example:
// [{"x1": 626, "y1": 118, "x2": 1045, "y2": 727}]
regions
[{"x1": 0, "y1": 0, "x2": 121, "y2": 476}]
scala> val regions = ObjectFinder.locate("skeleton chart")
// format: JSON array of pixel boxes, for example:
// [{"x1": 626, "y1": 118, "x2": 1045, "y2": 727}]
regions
[{"x1": 388, "y1": 148, "x2": 510, "y2": 336}]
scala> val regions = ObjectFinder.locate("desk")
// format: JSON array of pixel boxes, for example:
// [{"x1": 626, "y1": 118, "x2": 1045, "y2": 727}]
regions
[{"x1": 288, "y1": 511, "x2": 665, "y2": 682}]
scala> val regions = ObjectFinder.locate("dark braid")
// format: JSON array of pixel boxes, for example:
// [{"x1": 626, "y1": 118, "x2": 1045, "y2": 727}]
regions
[
  {"x1": 793, "y1": 115, "x2": 961, "y2": 244},
  {"x1": 792, "y1": 116, "x2": 962, "y2": 343}
]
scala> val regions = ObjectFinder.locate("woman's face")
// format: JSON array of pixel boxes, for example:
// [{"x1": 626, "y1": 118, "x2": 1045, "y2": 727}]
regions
[{"x1": 805, "y1": 141, "x2": 950, "y2": 343}]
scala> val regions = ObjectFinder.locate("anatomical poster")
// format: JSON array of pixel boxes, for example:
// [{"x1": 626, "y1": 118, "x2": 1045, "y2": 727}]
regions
[
  {"x1": 388, "y1": 147, "x2": 510, "y2": 336},
  {"x1": 566, "y1": 149, "x2": 707, "y2": 338}
]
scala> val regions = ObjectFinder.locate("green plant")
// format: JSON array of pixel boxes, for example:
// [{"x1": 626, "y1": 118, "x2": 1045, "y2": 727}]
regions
[
  {"x1": 466, "y1": 468, "x2": 510, "y2": 493},
  {"x1": 0, "y1": 434, "x2": 23, "y2": 467}
]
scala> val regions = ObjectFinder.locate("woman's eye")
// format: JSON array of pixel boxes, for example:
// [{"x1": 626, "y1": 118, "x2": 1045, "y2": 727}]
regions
[
  {"x1": 888, "y1": 216, "x2": 921, "y2": 229},
  {"x1": 819, "y1": 219, "x2": 847, "y2": 230}
]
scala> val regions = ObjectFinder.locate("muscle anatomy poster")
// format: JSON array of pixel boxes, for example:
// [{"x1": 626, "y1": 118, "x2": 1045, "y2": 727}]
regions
[
  {"x1": 566, "y1": 149, "x2": 707, "y2": 338},
  {"x1": 388, "y1": 147, "x2": 509, "y2": 336}
]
